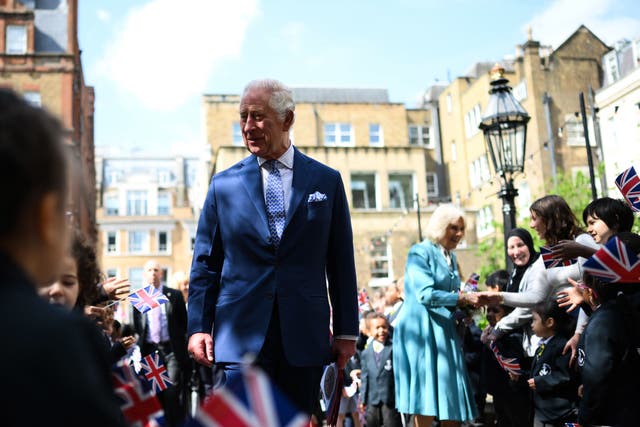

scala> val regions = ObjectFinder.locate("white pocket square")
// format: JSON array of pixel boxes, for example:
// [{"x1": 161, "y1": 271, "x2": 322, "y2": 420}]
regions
[{"x1": 308, "y1": 191, "x2": 327, "y2": 203}]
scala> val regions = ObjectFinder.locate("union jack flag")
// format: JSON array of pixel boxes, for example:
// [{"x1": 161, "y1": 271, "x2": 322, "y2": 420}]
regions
[
  {"x1": 185, "y1": 364, "x2": 308, "y2": 427},
  {"x1": 129, "y1": 285, "x2": 169, "y2": 314},
  {"x1": 615, "y1": 166, "x2": 640, "y2": 212},
  {"x1": 463, "y1": 272, "x2": 479, "y2": 293},
  {"x1": 112, "y1": 362, "x2": 164, "y2": 427},
  {"x1": 582, "y1": 236, "x2": 640, "y2": 283},
  {"x1": 540, "y1": 246, "x2": 577, "y2": 269},
  {"x1": 140, "y1": 352, "x2": 172, "y2": 394},
  {"x1": 564, "y1": 423, "x2": 581, "y2": 427},
  {"x1": 489, "y1": 341, "x2": 522, "y2": 375}
]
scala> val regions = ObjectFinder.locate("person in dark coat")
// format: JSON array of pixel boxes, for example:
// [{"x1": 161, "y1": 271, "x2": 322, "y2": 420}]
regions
[
  {"x1": 0, "y1": 89, "x2": 125, "y2": 427},
  {"x1": 360, "y1": 313, "x2": 402, "y2": 427},
  {"x1": 528, "y1": 300, "x2": 577, "y2": 427}
]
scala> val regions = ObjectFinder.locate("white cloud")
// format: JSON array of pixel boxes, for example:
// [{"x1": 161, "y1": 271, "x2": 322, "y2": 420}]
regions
[
  {"x1": 96, "y1": 0, "x2": 259, "y2": 111},
  {"x1": 96, "y1": 9, "x2": 111, "y2": 23},
  {"x1": 526, "y1": 0, "x2": 640, "y2": 48}
]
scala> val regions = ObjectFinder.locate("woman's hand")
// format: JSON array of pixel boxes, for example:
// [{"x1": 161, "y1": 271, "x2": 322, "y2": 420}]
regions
[
  {"x1": 476, "y1": 291, "x2": 502, "y2": 307},
  {"x1": 557, "y1": 277, "x2": 585, "y2": 313},
  {"x1": 120, "y1": 335, "x2": 136, "y2": 350},
  {"x1": 458, "y1": 292, "x2": 479, "y2": 307},
  {"x1": 552, "y1": 240, "x2": 596, "y2": 260},
  {"x1": 563, "y1": 332, "x2": 581, "y2": 368}
]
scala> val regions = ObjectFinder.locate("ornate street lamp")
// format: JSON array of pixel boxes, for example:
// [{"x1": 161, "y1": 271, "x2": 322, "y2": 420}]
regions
[{"x1": 479, "y1": 64, "x2": 530, "y2": 270}]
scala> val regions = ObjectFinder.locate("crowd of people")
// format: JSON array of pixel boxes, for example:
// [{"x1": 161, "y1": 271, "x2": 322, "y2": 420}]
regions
[{"x1": 3, "y1": 79, "x2": 640, "y2": 427}]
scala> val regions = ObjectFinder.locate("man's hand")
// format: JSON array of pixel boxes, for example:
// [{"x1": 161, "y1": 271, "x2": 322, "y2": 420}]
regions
[
  {"x1": 101, "y1": 277, "x2": 131, "y2": 300},
  {"x1": 527, "y1": 378, "x2": 536, "y2": 390},
  {"x1": 120, "y1": 336, "x2": 136, "y2": 350},
  {"x1": 188, "y1": 333, "x2": 214, "y2": 367},
  {"x1": 332, "y1": 338, "x2": 356, "y2": 370}
]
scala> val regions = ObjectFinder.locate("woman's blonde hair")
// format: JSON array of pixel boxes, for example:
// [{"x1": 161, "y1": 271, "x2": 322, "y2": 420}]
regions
[{"x1": 425, "y1": 204, "x2": 465, "y2": 243}]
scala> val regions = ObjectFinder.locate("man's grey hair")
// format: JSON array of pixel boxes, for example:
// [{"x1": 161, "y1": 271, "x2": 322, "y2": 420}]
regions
[
  {"x1": 424, "y1": 204, "x2": 465, "y2": 243},
  {"x1": 242, "y1": 79, "x2": 295, "y2": 121}
]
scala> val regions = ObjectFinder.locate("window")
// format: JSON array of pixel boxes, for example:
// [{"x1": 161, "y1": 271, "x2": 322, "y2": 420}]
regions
[
  {"x1": 562, "y1": 114, "x2": 595, "y2": 146},
  {"x1": 23, "y1": 91, "x2": 41, "y2": 106},
  {"x1": 446, "y1": 93, "x2": 452, "y2": 113},
  {"x1": 158, "y1": 169, "x2": 173, "y2": 186},
  {"x1": 512, "y1": 80, "x2": 527, "y2": 102},
  {"x1": 476, "y1": 205, "x2": 495, "y2": 238},
  {"x1": 324, "y1": 123, "x2": 353, "y2": 146},
  {"x1": 464, "y1": 104, "x2": 482, "y2": 138},
  {"x1": 105, "y1": 194, "x2": 119, "y2": 216},
  {"x1": 128, "y1": 231, "x2": 149, "y2": 254},
  {"x1": 426, "y1": 173, "x2": 438, "y2": 197},
  {"x1": 157, "y1": 231, "x2": 170, "y2": 254},
  {"x1": 369, "y1": 123, "x2": 383, "y2": 146},
  {"x1": 388, "y1": 173, "x2": 413, "y2": 209},
  {"x1": 127, "y1": 190, "x2": 148, "y2": 215},
  {"x1": 6, "y1": 25, "x2": 27, "y2": 54},
  {"x1": 105, "y1": 169, "x2": 120, "y2": 186},
  {"x1": 604, "y1": 51, "x2": 620, "y2": 83},
  {"x1": 469, "y1": 155, "x2": 491, "y2": 188},
  {"x1": 370, "y1": 236, "x2": 392, "y2": 281},
  {"x1": 157, "y1": 192, "x2": 171, "y2": 215},
  {"x1": 128, "y1": 268, "x2": 144, "y2": 291},
  {"x1": 351, "y1": 173, "x2": 377, "y2": 210},
  {"x1": 232, "y1": 122, "x2": 243, "y2": 146},
  {"x1": 408, "y1": 125, "x2": 431, "y2": 147},
  {"x1": 106, "y1": 268, "x2": 118, "y2": 279},
  {"x1": 106, "y1": 231, "x2": 118, "y2": 254}
]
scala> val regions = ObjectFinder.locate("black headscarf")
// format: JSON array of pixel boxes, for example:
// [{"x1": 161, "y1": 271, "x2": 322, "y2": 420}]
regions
[{"x1": 506, "y1": 228, "x2": 539, "y2": 293}]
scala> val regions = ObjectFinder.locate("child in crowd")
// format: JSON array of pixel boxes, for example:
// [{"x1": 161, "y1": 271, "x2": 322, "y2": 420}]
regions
[
  {"x1": 359, "y1": 313, "x2": 402, "y2": 427},
  {"x1": 481, "y1": 286, "x2": 531, "y2": 427},
  {"x1": 576, "y1": 232, "x2": 640, "y2": 427},
  {"x1": 528, "y1": 299, "x2": 577, "y2": 427}
]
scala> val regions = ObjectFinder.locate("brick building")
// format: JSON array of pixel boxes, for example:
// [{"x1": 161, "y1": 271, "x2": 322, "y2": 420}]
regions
[
  {"x1": 433, "y1": 26, "x2": 610, "y2": 270},
  {"x1": 0, "y1": 0, "x2": 96, "y2": 241}
]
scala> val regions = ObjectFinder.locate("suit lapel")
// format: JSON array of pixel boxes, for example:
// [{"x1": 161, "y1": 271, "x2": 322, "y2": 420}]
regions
[
  {"x1": 286, "y1": 148, "x2": 314, "y2": 227},
  {"x1": 238, "y1": 155, "x2": 270, "y2": 232},
  {"x1": 376, "y1": 345, "x2": 392, "y2": 376}
]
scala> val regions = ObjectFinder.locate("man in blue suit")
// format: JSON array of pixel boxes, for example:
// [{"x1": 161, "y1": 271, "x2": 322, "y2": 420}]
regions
[{"x1": 187, "y1": 79, "x2": 359, "y2": 415}]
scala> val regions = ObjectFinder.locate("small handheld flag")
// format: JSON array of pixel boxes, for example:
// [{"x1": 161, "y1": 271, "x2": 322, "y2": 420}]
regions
[
  {"x1": 112, "y1": 362, "x2": 164, "y2": 427},
  {"x1": 140, "y1": 352, "x2": 172, "y2": 394},
  {"x1": 615, "y1": 166, "x2": 640, "y2": 212},
  {"x1": 463, "y1": 272, "x2": 479, "y2": 293},
  {"x1": 582, "y1": 236, "x2": 640, "y2": 283},
  {"x1": 540, "y1": 246, "x2": 577, "y2": 269},
  {"x1": 129, "y1": 285, "x2": 169, "y2": 314},
  {"x1": 357, "y1": 288, "x2": 370, "y2": 312},
  {"x1": 489, "y1": 341, "x2": 522, "y2": 375}
]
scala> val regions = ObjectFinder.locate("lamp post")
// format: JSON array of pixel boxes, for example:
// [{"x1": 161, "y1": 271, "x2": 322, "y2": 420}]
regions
[{"x1": 479, "y1": 65, "x2": 530, "y2": 270}]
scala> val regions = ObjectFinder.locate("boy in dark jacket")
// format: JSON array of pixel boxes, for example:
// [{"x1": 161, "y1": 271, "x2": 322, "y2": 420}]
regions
[{"x1": 359, "y1": 312, "x2": 402, "y2": 427}]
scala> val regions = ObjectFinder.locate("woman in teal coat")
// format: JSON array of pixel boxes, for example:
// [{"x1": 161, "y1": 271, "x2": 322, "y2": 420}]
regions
[{"x1": 393, "y1": 204, "x2": 478, "y2": 427}]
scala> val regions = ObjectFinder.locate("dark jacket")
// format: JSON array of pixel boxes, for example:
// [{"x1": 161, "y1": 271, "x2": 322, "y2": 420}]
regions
[
  {"x1": 0, "y1": 253, "x2": 126, "y2": 427},
  {"x1": 360, "y1": 339, "x2": 395, "y2": 406},
  {"x1": 530, "y1": 335, "x2": 577, "y2": 423},
  {"x1": 577, "y1": 299, "x2": 640, "y2": 427},
  {"x1": 482, "y1": 329, "x2": 529, "y2": 396}
]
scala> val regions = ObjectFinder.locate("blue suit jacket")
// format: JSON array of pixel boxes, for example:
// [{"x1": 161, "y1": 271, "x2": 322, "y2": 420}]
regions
[{"x1": 188, "y1": 147, "x2": 358, "y2": 366}]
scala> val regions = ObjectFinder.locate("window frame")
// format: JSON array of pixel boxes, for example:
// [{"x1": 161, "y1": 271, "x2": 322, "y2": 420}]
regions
[
  {"x1": 324, "y1": 122, "x2": 354, "y2": 147},
  {"x1": 128, "y1": 230, "x2": 149, "y2": 254},
  {"x1": 350, "y1": 173, "x2": 378, "y2": 210},
  {"x1": 6, "y1": 25, "x2": 27, "y2": 55}
]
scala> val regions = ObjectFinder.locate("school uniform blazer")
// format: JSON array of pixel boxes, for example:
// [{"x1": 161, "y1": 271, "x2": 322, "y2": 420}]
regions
[
  {"x1": 360, "y1": 341, "x2": 395, "y2": 406},
  {"x1": 132, "y1": 285, "x2": 188, "y2": 364},
  {"x1": 530, "y1": 335, "x2": 576, "y2": 422},
  {"x1": 188, "y1": 147, "x2": 358, "y2": 366}
]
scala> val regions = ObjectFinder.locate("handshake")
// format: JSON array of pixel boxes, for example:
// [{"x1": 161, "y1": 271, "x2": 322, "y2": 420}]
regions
[{"x1": 458, "y1": 291, "x2": 503, "y2": 308}]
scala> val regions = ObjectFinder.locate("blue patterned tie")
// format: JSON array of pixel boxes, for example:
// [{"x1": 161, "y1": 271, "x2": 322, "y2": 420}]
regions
[{"x1": 265, "y1": 160, "x2": 285, "y2": 246}]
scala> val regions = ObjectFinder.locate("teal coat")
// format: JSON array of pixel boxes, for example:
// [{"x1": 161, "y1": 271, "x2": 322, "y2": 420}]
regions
[{"x1": 392, "y1": 240, "x2": 477, "y2": 421}]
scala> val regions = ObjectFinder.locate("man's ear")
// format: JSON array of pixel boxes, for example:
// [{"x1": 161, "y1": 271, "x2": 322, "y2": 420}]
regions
[
  {"x1": 545, "y1": 316, "x2": 555, "y2": 330},
  {"x1": 282, "y1": 110, "x2": 294, "y2": 131},
  {"x1": 35, "y1": 192, "x2": 63, "y2": 247}
]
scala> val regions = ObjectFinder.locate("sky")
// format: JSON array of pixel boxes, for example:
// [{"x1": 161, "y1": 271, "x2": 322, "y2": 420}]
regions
[{"x1": 78, "y1": 0, "x2": 640, "y2": 156}]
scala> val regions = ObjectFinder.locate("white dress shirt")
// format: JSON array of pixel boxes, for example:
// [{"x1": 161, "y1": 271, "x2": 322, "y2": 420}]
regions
[{"x1": 257, "y1": 143, "x2": 295, "y2": 213}]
